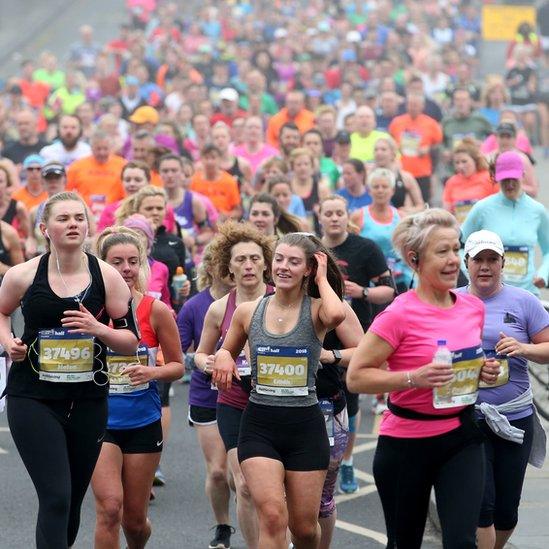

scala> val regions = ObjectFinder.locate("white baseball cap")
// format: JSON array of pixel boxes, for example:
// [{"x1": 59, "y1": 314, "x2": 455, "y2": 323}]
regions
[
  {"x1": 219, "y1": 88, "x2": 239, "y2": 102},
  {"x1": 464, "y1": 230, "x2": 504, "y2": 258}
]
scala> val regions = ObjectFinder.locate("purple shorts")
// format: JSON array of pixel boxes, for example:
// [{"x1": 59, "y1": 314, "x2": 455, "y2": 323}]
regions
[{"x1": 319, "y1": 407, "x2": 350, "y2": 518}]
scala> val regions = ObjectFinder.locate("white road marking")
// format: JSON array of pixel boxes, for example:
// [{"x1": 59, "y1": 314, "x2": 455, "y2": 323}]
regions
[
  {"x1": 352, "y1": 441, "x2": 377, "y2": 454},
  {"x1": 336, "y1": 519, "x2": 388, "y2": 545},
  {"x1": 335, "y1": 484, "x2": 378, "y2": 503},
  {"x1": 0, "y1": 447, "x2": 7, "y2": 454},
  {"x1": 0, "y1": 427, "x2": 10, "y2": 432},
  {"x1": 354, "y1": 468, "x2": 375, "y2": 484}
]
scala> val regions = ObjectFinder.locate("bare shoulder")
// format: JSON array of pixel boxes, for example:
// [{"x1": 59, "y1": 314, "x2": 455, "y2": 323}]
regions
[{"x1": 1, "y1": 256, "x2": 42, "y2": 296}]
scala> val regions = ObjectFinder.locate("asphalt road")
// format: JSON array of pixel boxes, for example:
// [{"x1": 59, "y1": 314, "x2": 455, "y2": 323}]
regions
[{"x1": 1, "y1": 382, "x2": 435, "y2": 549}]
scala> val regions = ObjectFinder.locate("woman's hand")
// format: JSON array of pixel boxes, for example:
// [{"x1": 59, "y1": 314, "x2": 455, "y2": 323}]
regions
[
  {"x1": 314, "y1": 252, "x2": 328, "y2": 285},
  {"x1": 212, "y1": 349, "x2": 240, "y2": 391},
  {"x1": 480, "y1": 357, "x2": 501, "y2": 385},
  {"x1": 5, "y1": 337, "x2": 27, "y2": 362},
  {"x1": 409, "y1": 362, "x2": 454, "y2": 388},
  {"x1": 61, "y1": 303, "x2": 103, "y2": 336},
  {"x1": 344, "y1": 280, "x2": 364, "y2": 299},
  {"x1": 179, "y1": 279, "x2": 191, "y2": 299},
  {"x1": 533, "y1": 277, "x2": 546, "y2": 289},
  {"x1": 121, "y1": 364, "x2": 156, "y2": 386},
  {"x1": 203, "y1": 354, "x2": 215, "y2": 376},
  {"x1": 496, "y1": 332, "x2": 527, "y2": 357}
]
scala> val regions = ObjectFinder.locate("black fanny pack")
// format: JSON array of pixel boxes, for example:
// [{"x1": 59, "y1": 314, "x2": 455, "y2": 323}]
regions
[{"x1": 387, "y1": 397, "x2": 474, "y2": 423}]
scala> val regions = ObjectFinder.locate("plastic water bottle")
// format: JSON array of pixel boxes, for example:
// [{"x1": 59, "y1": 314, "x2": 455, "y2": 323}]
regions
[
  {"x1": 171, "y1": 266, "x2": 187, "y2": 303},
  {"x1": 433, "y1": 339, "x2": 453, "y2": 406}
]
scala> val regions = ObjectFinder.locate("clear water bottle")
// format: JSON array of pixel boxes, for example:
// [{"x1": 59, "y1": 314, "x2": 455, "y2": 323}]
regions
[
  {"x1": 433, "y1": 339, "x2": 453, "y2": 407},
  {"x1": 171, "y1": 266, "x2": 187, "y2": 304}
]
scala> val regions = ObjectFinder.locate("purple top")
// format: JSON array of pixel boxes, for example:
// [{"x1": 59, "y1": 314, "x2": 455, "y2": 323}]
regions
[
  {"x1": 457, "y1": 284, "x2": 549, "y2": 420},
  {"x1": 177, "y1": 288, "x2": 217, "y2": 408}
]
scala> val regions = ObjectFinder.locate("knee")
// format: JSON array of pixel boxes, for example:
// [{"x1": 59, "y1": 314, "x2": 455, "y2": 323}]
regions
[
  {"x1": 208, "y1": 467, "x2": 228, "y2": 487},
  {"x1": 96, "y1": 496, "x2": 123, "y2": 528},
  {"x1": 122, "y1": 512, "x2": 148, "y2": 536},
  {"x1": 291, "y1": 520, "x2": 319, "y2": 542},
  {"x1": 258, "y1": 502, "x2": 287, "y2": 535}
]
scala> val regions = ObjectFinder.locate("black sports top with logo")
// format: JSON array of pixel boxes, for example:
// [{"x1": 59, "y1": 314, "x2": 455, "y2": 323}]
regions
[{"x1": 5, "y1": 253, "x2": 111, "y2": 400}]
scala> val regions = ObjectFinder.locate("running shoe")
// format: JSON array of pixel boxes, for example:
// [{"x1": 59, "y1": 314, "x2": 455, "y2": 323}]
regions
[
  {"x1": 339, "y1": 464, "x2": 359, "y2": 493},
  {"x1": 208, "y1": 524, "x2": 235, "y2": 549},
  {"x1": 153, "y1": 467, "x2": 166, "y2": 487}
]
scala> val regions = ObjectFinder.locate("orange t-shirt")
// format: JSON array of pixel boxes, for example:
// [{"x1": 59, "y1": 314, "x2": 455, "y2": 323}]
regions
[
  {"x1": 67, "y1": 155, "x2": 126, "y2": 218},
  {"x1": 190, "y1": 170, "x2": 240, "y2": 214},
  {"x1": 266, "y1": 108, "x2": 315, "y2": 148},
  {"x1": 442, "y1": 170, "x2": 498, "y2": 224},
  {"x1": 389, "y1": 114, "x2": 442, "y2": 178},
  {"x1": 150, "y1": 170, "x2": 164, "y2": 188},
  {"x1": 12, "y1": 187, "x2": 48, "y2": 212}
]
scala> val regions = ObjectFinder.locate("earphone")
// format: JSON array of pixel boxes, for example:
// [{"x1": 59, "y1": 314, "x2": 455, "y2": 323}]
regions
[
  {"x1": 44, "y1": 229, "x2": 49, "y2": 239},
  {"x1": 411, "y1": 254, "x2": 418, "y2": 265}
]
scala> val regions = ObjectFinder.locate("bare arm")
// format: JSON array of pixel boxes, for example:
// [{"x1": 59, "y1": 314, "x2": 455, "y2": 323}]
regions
[
  {"x1": 195, "y1": 300, "x2": 224, "y2": 372},
  {"x1": 496, "y1": 326, "x2": 549, "y2": 364},
  {"x1": 319, "y1": 302, "x2": 363, "y2": 367},
  {"x1": 315, "y1": 252, "x2": 346, "y2": 332},
  {"x1": 15, "y1": 201, "x2": 30, "y2": 240},
  {"x1": 400, "y1": 171, "x2": 425, "y2": 215},
  {"x1": 124, "y1": 299, "x2": 184, "y2": 385},
  {"x1": 347, "y1": 331, "x2": 454, "y2": 394},
  {"x1": 61, "y1": 263, "x2": 137, "y2": 355}
]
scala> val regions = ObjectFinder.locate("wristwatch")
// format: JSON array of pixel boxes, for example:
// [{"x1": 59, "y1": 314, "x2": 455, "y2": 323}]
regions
[
  {"x1": 332, "y1": 349, "x2": 342, "y2": 365},
  {"x1": 362, "y1": 287, "x2": 369, "y2": 301}
]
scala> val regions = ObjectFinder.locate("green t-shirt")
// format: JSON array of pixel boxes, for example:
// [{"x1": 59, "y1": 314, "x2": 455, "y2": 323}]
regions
[
  {"x1": 320, "y1": 157, "x2": 341, "y2": 190},
  {"x1": 239, "y1": 92, "x2": 279, "y2": 116},
  {"x1": 33, "y1": 69, "x2": 65, "y2": 90}
]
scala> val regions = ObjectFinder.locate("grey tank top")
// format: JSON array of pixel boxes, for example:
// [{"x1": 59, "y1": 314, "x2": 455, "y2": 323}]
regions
[{"x1": 248, "y1": 294, "x2": 322, "y2": 407}]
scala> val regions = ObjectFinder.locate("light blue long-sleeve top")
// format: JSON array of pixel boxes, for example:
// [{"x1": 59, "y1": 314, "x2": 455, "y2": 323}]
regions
[{"x1": 461, "y1": 191, "x2": 549, "y2": 295}]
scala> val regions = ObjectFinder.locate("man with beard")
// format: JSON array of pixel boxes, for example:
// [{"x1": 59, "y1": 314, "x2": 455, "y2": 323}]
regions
[
  {"x1": 278, "y1": 122, "x2": 301, "y2": 162},
  {"x1": 40, "y1": 114, "x2": 91, "y2": 166}
]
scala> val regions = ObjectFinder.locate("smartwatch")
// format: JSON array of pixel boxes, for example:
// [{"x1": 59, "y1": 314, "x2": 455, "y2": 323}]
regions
[
  {"x1": 332, "y1": 349, "x2": 342, "y2": 365},
  {"x1": 362, "y1": 287, "x2": 369, "y2": 301}
]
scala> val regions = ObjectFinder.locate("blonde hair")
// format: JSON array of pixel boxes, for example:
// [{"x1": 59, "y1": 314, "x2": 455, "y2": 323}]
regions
[
  {"x1": 392, "y1": 208, "x2": 459, "y2": 268},
  {"x1": 96, "y1": 226, "x2": 150, "y2": 293},
  {"x1": 289, "y1": 147, "x2": 314, "y2": 168},
  {"x1": 367, "y1": 167, "x2": 396, "y2": 189},
  {"x1": 115, "y1": 185, "x2": 167, "y2": 225},
  {"x1": 196, "y1": 243, "x2": 215, "y2": 291},
  {"x1": 42, "y1": 191, "x2": 90, "y2": 225}
]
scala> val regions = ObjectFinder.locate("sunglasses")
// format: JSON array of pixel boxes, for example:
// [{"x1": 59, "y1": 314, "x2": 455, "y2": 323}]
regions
[{"x1": 26, "y1": 167, "x2": 42, "y2": 171}]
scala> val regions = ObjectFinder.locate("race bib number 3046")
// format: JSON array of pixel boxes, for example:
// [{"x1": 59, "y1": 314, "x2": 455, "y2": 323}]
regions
[
  {"x1": 256, "y1": 345, "x2": 308, "y2": 397},
  {"x1": 38, "y1": 329, "x2": 95, "y2": 383},
  {"x1": 433, "y1": 345, "x2": 484, "y2": 409}
]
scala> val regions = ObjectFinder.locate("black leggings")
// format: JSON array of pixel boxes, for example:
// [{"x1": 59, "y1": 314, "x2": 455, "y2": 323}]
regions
[
  {"x1": 478, "y1": 414, "x2": 534, "y2": 530},
  {"x1": 7, "y1": 396, "x2": 107, "y2": 549},
  {"x1": 373, "y1": 425, "x2": 485, "y2": 549}
]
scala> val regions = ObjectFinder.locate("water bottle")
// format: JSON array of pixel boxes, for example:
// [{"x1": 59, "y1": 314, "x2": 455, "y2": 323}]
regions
[
  {"x1": 433, "y1": 339, "x2": 453, "y2": 408},
  {"x1": 171, "y1": 266, "x2": 187, "y2": 304}
]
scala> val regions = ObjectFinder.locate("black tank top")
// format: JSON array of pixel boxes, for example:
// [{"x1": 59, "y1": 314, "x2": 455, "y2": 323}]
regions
[
  {"x1": 316, "y1": 329, "x2": 346, "y2": 415},
  {"x1": 6, "y1": 253, "x2": 110, "y2": 400},
  {"x1": 2, "y1": 199, "x2": 17, "y2": 225},
  {"x1": 0, "y1": 223, "x2": 11, "y2": 267},
  {"x1": 301, "y1": 175, "x2": 321, "y2": 234},
  {"x1": 391, "y1": 171, "x2": 406, "y2": 209}
]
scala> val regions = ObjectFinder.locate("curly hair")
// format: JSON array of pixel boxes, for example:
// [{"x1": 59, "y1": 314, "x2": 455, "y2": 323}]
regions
[{"x1": 207, "y1": 221, "x2": 275, "y2": 283}]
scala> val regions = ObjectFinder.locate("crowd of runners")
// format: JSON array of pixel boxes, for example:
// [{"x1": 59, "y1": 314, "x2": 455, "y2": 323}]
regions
[{"x1": 1, "y1": 0, "x2": 549, "y2": 548}]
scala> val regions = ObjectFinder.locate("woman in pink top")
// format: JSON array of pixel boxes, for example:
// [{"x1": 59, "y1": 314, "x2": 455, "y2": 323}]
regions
[
  {"x1": 232, "y1": 116, "x2": 279, "y2": 175},
  {"x1": 347, "y1": 209, "x2": 500, "y2": 549}
]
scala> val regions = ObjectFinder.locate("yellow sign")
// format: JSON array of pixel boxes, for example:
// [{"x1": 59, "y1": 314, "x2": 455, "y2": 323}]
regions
[{"x1": 482, "y1": 5, "x2": 537, "y2": 42}]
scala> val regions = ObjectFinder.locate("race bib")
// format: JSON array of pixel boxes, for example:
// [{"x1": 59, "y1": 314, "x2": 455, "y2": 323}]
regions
[
  {"x1": 38, "y1": 328, "x2": 95, "y2": 383},
  {"x1": 433, "y1": 345, "x2": 484, "y2": 409},
  {"x1": 90, "y1": 194, "x2": 107, "y2": 220},
  {"x1": 237, "y1": 350, "x2": 251, "y2": 377},
  {"x1": 401, "y1": 131, "x2": 422, "y2": 157},
  {"x1": 478, "y1": 351, "x2": 509, "y2": 389},
  {"x1": 503, "y1": 245, "x2": 529, "y2": 281},
  {"x1": 108, "y1": 344, "x2": 150, "y2": 394},
  {"x1": 319, "y1": 399, "x2": 335, "y2": 446},
  {"x1": 256, "y1": 345, "x2": 308, "y2": 397},
  {"x1": 454, "y1": 200, "x2": 475, "y2": 225}
]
